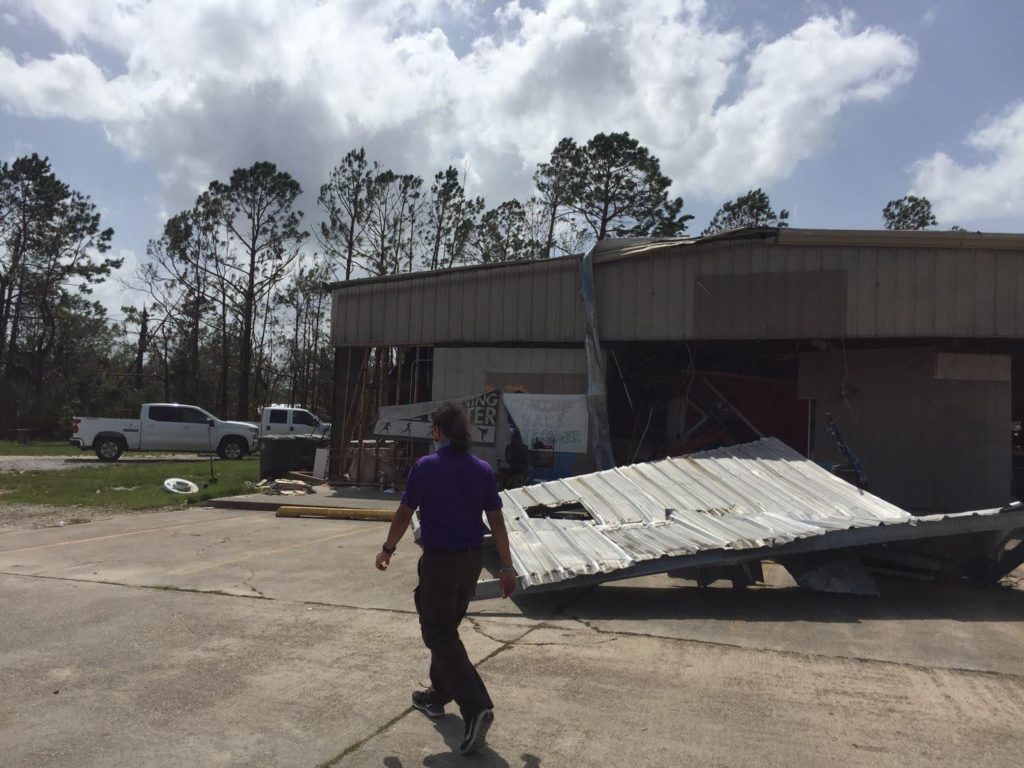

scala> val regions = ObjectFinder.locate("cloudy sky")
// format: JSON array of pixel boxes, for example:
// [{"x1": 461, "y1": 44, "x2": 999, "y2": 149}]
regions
[{"x1": 1, "y1": 0, "x2": 1023, "y2": 314}]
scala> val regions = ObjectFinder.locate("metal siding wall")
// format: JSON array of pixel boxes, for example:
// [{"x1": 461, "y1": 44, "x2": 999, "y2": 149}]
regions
[
  {"x1": 931, "y1": 249, "x2": 957, "y2": 336},
  {"x1": 953, "y1": 251, "x2": 976, "y2": 334},
  {"x1": 446, "y1": 271, "x2": 462, "y2": 342},
  {"x1": 974, "y1": 250, "x2": 996, "y2": 337},
  {"x1": 873, "y1": 248, "x2": 896, "y2": 336},
  {"x1": 801, "y1": 348, "x2": 1010, "y2": 513},
  {"x1": 555, "y1": 262, "x2": 575, "y2": 341},
  {"x1": 527, "y1": 264, "x2": 546, "y2": 341},
  {"x1": 994, "y1": 251, "x2": 1017, "y2": 336},
  {"x1": 330, "y1": 241, "x2": 1024, "y2": 346},
  {"x1": 354, "y1": 284, "x2": 372, "y2": 343},
  {"x1": 1015, "y1": 252, "x2": 1024, "y2": 335},
  {"x1": 745, "y1": 240, "x2": 769, "y2": 338},
  {"x1": 606, "y1": 258, "x2": 626, "y2": 339},
  {"x1": 912, "y1": 248, "x2": 935, "y2": 336},
  {"x1": 634, "y1": 251, "x2": 653, "y2": 339},
  {"x1": 331, "y1": 292, "x2": 343, "y2": 345},
  {"x1": 432, "y1": 274, "x2": 450, "y2": 342},
  {"x1": 432, "y1": 347, "x2": 587, "y2": 401}
]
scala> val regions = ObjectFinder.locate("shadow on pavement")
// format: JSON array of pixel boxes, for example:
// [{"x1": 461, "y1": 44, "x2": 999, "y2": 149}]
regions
[
  {"x1": 379, "y1": 712, "x2": 529, "y2": 767},
  {"x1": 514, "y1": 576, "x2": 1024, "y2": 624}
]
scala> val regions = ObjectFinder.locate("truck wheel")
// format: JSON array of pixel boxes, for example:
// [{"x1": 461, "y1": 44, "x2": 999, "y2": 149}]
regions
[
  {"x1": 95, "y1": 438, "x2": 124, "y2": 462},
  {"x1": 218, "y1": 437, "x2": 246, "y2": 460}
]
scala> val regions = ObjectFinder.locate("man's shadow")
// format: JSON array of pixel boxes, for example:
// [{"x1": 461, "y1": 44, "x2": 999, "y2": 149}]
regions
[{"x1": 381, "y1": 715, "x2": 541, "y2": 767}]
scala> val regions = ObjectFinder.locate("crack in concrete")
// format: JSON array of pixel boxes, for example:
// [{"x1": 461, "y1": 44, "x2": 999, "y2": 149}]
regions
[
  {"x1": 5, "y1": 569, "x2": 1021, "y2": 683},
  {"x1": 558, "y1": 611, "x2": 1024, "y2": 682},
  {"x1": 466, "y1": 616, "x2": 617, "y2": 648},
  {"x1": 242, "y1": 567, "x2": 265, "y2": 597},
  {"x1": 192, "y1": 535, "x2": 231, "y2": 565}
]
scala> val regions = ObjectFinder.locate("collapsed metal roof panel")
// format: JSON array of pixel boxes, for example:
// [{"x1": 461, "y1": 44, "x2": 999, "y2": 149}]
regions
[{"x1": 497, "y1": 438, "x2": 922, "y2": 590}]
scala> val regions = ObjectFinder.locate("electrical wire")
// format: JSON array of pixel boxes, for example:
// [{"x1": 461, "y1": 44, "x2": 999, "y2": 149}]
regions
[{"x1": 631, "y1": 405, "x2": 654, "y2": 464}]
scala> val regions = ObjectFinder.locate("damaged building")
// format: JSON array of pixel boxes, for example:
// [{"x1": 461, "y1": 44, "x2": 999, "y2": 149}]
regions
[{"x1": 328, "y1": 226, "x2": 1024, "y2": 516}]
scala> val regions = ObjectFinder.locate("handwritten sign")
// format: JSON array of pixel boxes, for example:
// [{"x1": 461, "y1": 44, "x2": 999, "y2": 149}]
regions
[
  {"x1": 503, "y1": 394, "x2": 588, "y2": 454},
  {"x1": 373, "y1": 391, "x2": 499, "y2": 446}
]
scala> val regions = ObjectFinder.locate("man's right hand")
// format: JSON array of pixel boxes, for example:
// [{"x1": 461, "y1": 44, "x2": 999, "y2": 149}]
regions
[
  {"x1": 499, "y1": 569, "x2": 517, "y2": 598},
  {"x1": 375, "y1": 550, "x2": 392, "y2": 571}
]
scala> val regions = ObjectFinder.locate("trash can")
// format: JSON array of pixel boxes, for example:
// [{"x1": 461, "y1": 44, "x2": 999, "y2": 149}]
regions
[
  {"x1": 260, "y1": 435, "x2": 330, "y2": 480},
  {"x1": 259, "y1": 435, "x2": 292, "y2": 480},
  {"x1": 15, "y1": 428, "x2": 32, "y2": 445},
  {"x1": 293, "y1": 435, "x2": 329, "y2": 472}
]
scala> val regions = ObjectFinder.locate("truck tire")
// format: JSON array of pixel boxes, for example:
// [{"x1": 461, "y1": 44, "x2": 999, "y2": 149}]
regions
[
  {"x1": 217, "y1": 436, "x2": 246, "y2": 460},
  {"x1": 95, "y1": 437, "x2": 125, "y2": 462}
]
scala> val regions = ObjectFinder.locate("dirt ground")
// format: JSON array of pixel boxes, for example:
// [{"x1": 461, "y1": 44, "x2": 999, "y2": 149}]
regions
[
  {"x1": 0, "y1": 503, "x2": 171, "y2": 534},
  {"x1": 0, "y1": 455, "x2": 230, "y2": 531}
]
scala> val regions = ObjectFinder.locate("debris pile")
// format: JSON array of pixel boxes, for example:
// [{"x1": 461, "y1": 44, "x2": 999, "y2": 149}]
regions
[
  {"x1": 474, "y1": 438, "x2": 1024, "y2": 599},
  {"x1": 255, "y1": 478, "x2": 315, "y2": 496}
]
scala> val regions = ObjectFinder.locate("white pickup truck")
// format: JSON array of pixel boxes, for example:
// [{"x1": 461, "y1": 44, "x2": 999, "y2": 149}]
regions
[
  {"x1": 70, "y1": 403, "x2": 259, "y2": 461},
  {"x1": 258, "y1": 404, "x2": 330, "y2": 438}
]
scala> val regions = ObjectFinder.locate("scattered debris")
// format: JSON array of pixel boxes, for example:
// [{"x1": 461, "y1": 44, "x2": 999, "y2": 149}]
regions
[
  {"x1": 255, "y1": 478, "x2": 315, "y2": 496},
  {"x1": 163, "y1": 478, "x2": 199, "y2": 494},
  {"x1": 781, "y1": 556, "x2": 880, "y2": 596}
]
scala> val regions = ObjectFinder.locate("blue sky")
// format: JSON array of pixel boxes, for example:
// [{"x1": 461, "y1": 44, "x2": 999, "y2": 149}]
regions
[{"x1": 1, "y1": 0, "x2": 1022, "y2": 314}]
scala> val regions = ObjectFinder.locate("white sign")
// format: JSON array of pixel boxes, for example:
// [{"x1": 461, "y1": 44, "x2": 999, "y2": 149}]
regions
[
  {"x1": 373, "y1": 391, "x2": 499, "y2": 445},
  {"x1": 503, "y1": 394, "x2": 589, "y2": 454}
]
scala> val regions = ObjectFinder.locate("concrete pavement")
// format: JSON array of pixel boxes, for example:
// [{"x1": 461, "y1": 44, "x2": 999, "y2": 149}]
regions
[
  {"x1": 207, "y1": 484, "x2": 402, "y2": 513},
  {"x1": 1, "y1": 507, "x2": 1022, "y2": 767}
]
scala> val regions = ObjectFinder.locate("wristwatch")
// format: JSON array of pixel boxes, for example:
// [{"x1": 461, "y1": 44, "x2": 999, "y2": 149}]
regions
[
  {"x1": 500, "y1": 565, "x2": 516, "y2": 574},
  {"x1": 382, "y1": 543, "x2": 396, "y2": 555}
]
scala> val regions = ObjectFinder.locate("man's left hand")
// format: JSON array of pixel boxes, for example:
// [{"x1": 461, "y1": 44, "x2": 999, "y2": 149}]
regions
[{"x1": 375, "y1": 550, "x2": 392, "y2": 571}]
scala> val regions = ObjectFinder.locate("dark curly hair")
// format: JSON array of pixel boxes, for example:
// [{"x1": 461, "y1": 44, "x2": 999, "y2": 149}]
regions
[{"x1": 432, "y1": 401, "x2": 471, "y2": 453}]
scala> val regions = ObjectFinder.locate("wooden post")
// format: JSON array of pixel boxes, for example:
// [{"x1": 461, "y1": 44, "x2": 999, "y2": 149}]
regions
[
  {"x1": 329, "y1": 348, "x2": 346, "y2": 481},
  {"x1": 373, "y1": 347, "x2": 385, "y2": 485},
  {"x1": 353, "y1": 349, "x2": 371, "y2": 482},
  {"x1": 329, "y1": 346, "x2": 369, "y2": 482}
]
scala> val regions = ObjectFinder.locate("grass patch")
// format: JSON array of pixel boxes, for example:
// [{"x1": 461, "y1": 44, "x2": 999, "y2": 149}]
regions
[
  {"x1": 0, "y1": 440, "x2": 79, "y2": 456},
  {"x1": 0, "y1": 457, "x2": 260, "y2": 509}
]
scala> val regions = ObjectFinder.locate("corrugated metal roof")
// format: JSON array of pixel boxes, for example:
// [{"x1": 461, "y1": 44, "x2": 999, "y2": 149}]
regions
[
  {"x1": 496, "y1": 438, "x2": 939, "y2": 589},
  {"x1": 328, "y1": 228, "x2": 1024, "y2": 291}
]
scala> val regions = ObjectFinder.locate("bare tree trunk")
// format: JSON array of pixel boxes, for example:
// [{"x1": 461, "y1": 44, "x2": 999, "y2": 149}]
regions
[{"x1": 218, "y1": 287, "x2": 229, "y2": 416}]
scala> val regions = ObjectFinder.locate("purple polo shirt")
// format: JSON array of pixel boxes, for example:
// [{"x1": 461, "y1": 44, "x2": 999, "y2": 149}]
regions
[{"x1": 402, "y1": 445, "x2": 502, "y2": 551}]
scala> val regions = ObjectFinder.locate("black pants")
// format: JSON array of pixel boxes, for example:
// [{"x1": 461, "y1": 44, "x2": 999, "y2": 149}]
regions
[{"x1": 414, "y1": 549, "x2": 493, "y2": 721}]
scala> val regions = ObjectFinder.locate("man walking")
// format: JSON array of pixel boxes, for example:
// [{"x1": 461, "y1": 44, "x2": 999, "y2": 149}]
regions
[{"x1": 375, "y1": 401, "x2": 518, "y2": 755}]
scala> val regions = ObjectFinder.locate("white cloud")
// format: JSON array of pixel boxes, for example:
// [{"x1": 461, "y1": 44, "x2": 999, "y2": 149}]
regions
[
  {"x1": 83, "y1": 248, "x2": 145, "y2": 316},
  {"x1": 0, "y1": 0, "x2": 916, "y2": 208},
  {"x1": 0, "y1": 50, "x2": 135, "y2": 121},
  {"x1": 911, "y1": 102, "x2": 1024, "y2": 223}
]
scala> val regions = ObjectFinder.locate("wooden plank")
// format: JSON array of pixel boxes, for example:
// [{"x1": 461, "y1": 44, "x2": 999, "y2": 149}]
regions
[{"x1": 276, "y1": 507, "x2": 395, "y2": 521}]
